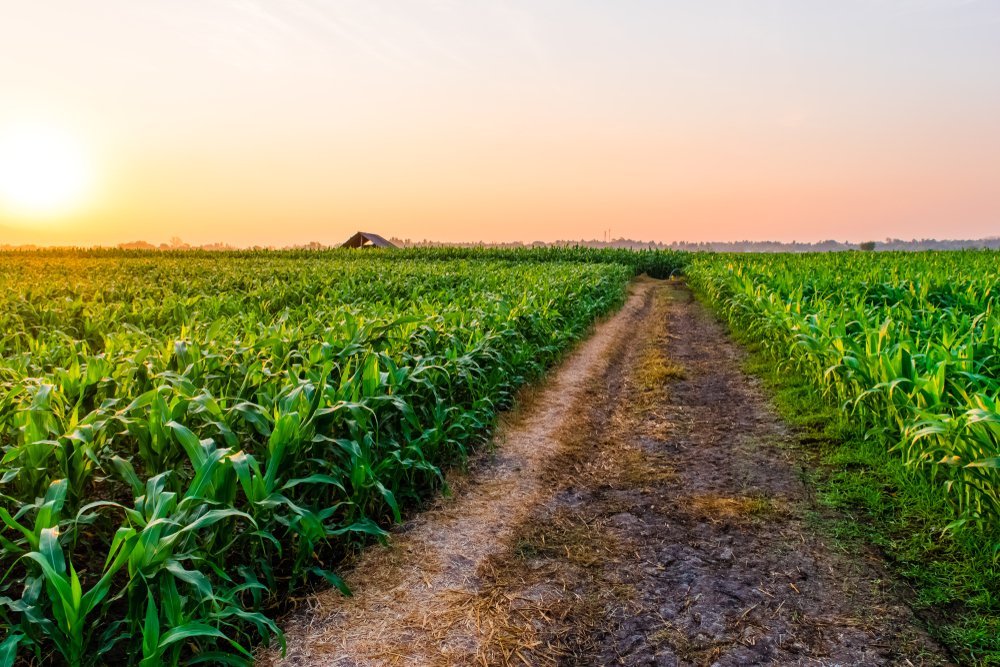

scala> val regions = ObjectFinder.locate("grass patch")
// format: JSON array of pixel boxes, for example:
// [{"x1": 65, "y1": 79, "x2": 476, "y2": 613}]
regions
[
  {"x1": 636, "y1": 346, "x2": 686, "y2": 390},
  {"x1": 686, "y1": 493, "x2": 788, "y2": 523},
  {"x1": 635, "y1": 288, "x2": 686, "y2": 393}
]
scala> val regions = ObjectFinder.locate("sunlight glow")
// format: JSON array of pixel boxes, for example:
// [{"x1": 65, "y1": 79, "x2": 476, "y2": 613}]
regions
[{"x1": 0, "y1": 123, "x2": 94, "y2": 220}]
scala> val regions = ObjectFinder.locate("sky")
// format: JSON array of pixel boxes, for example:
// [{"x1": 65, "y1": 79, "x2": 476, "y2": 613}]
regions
[{"x1": 1, "y1": 0, "x2": 999, "y2": 246}]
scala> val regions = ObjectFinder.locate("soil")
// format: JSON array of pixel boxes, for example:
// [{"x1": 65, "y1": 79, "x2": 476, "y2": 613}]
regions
[{"x1": 260, "y1": 279, "x2": 950, "y2": 667}]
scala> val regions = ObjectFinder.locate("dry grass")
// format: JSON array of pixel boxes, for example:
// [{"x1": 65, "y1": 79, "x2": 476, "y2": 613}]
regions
[
  {"x1": 513, "y1": 511, "x2": 615, "y2": 569},
  {"x1": 433, "y1": 282, "x2": 682, "y2": 666},
  {"x1": 421, "y1": 436, "x2": 639, "y2": 666},
  {"x1": 635, "y1": 292, "x2": 686, "y2": 392},
  {"x1": 448, "y1": 516, "x2": 618, "y2": 666},
  {"x1": 454, "y1": 282, "x2": 690, "y2": 665},
  {"x1": 629, "y1": 287, "x2": 684, "y2": 449},
  {"x1": 648, "y1": 622, "x2": 735, "y2": 665},
  {"x1": 636, "y1": 347, "x2": 686, "y2": 391},
  {"x1": 685, "y1": 493, "x2": 788, "y2": 523}
]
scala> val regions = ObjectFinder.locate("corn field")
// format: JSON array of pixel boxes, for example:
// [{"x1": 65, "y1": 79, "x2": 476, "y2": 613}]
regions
[
  {"x1": 687, "y1": 251, "x2": 1000, "y2": 542},
  {"x1": 0, "y1": 248, "x2": 685, "y2": 665},
  {"x1": 5, "y1": 246, "x2": 998, "y2": 665}
]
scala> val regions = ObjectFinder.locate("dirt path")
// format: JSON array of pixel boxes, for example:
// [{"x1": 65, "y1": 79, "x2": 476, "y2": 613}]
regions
[{"x1": 263, "y1": 280, "x2": 949, "y2": 667}]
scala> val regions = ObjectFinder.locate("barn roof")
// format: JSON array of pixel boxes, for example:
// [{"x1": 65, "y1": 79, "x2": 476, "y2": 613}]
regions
[{"x1": 341, "y1": 232, "x2": 398, "y2": 249}]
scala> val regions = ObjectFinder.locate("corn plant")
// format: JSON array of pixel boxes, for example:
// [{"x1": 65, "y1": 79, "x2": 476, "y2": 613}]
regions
[
  {"x1": 687, "y1": 250, "x2": 1000, "y2": 545},
  {"x1": 0, "y1": 248, "x2": 660, "y2": 665}
]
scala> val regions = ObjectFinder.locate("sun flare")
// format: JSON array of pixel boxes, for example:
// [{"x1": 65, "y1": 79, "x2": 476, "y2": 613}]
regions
[{"x1": 0, "y1": 123, "x2": 95, "y2": 220}]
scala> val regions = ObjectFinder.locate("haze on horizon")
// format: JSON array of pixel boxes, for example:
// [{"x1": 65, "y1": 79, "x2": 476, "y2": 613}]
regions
[{"x1": 1, "y1": 1, "x2": 999, "y2": 248}]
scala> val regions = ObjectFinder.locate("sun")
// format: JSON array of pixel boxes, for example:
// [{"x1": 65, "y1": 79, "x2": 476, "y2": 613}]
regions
[{"x1": 0, "y1": 123, "x2": 95, "y2": 220}]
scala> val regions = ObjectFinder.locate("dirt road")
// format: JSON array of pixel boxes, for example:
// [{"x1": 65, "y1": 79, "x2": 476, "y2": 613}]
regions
[{"x1": 262, "y1": 279, "x2": 948, "y2": 666}]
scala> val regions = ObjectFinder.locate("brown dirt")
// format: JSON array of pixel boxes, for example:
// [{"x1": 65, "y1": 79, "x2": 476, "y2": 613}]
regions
[{"x1": 260, "y1": 279, "x2": 950, "y2": 667}]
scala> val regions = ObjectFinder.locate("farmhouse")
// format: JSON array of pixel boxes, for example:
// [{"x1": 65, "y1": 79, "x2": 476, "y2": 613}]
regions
[{"x1": 340, "y1": 231, "x2": 398, "y2": 249}]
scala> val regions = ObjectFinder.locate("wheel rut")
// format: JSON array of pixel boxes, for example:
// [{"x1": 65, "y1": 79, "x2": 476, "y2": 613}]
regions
[{"x1": 261, "y1": 279, "x2": 949, "y2": 667}]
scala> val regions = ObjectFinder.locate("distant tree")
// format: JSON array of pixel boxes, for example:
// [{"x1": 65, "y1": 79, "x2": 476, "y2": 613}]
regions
[
  {"x1": 860, "y1": 241, "x2": 876, "y2": 252},
  {"x1": 118, "y1": 240, "x2": 156, "y2": 250}
]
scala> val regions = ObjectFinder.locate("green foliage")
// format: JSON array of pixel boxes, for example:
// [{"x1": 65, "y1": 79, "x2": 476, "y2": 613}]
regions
[
  {"x1": 390, "y1": 245, "x2": 689, "y2": 279},
  {"x1": 739, "y1": 337, "x2": 1000, "y2": 664},
  {"x1": 0, "y1": 248, "x2": 655, "y2": 664},
  {"x1": 687, "y1": 250, "x2": 1000, "y2": 545}
]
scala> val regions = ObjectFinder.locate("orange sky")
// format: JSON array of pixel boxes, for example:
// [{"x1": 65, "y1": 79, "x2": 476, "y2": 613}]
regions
[{"x1": 1, "y1": 1, "x2": 999, "y2": 246}]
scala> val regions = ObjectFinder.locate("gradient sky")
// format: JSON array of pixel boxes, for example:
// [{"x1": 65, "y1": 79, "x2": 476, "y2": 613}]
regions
[{"x1": 1, "y1": 0, "x2": 999, "y2": 246}]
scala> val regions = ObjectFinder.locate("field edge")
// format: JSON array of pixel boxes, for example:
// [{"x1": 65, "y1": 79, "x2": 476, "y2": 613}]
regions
[{"x1": 688, "y1": 281, "x2": 1000, "y2": 666}]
